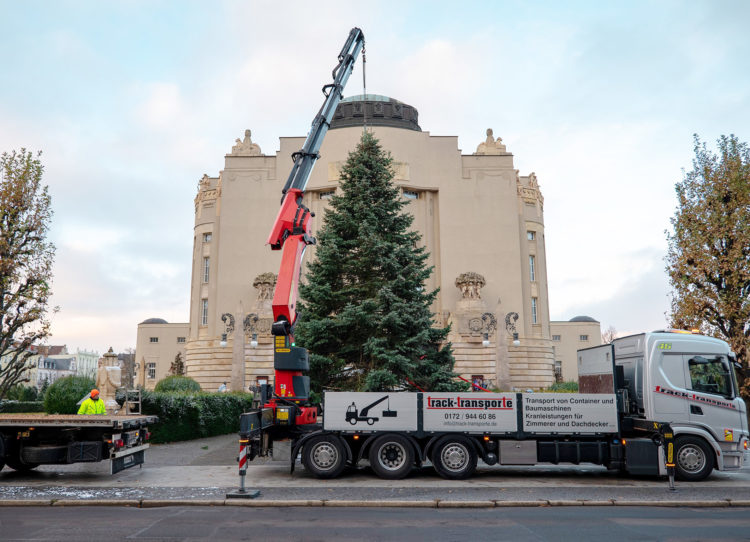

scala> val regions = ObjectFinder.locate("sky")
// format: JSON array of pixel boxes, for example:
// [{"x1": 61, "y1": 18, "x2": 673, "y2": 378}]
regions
[{"x1": 1, "y1": 0, "x2": 748, "y2": 355}]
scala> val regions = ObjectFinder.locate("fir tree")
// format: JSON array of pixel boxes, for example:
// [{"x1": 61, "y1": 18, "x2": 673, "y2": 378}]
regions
[{"x1": 296, "y1": 132, "x2": 462, "y2": 393}]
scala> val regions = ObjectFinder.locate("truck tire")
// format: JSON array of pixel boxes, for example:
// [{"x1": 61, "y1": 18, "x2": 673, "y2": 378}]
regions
[
  {"x1": 368, "y1": 434, "x2": 414, "y2": 480},
  {"x1": 675, "y1": 436, "x2": 714, "y2": 481},
  {"x1": 21, "y1": 445, "x2": 68, "y2": 465},
  {"x1": 432, "y1": 436, "x2": 477, "y2": 480},
  {"x1": 301, "y1": 435, "x2": 346, "y2": 479}
]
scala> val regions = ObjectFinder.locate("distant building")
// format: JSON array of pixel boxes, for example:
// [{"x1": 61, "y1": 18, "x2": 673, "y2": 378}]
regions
[
  {"x1": 36, "y1": 354, "x2": 76, "y2": 388},
  {"x1": 73, "y1": 349, "x2": 99, "y2": 379},
  {"x1": 134, "y1": 318, "x2": 189, "y2": 390},
  {"x1": 550, "y1": 316, "x2": 602, "y2": 383}
]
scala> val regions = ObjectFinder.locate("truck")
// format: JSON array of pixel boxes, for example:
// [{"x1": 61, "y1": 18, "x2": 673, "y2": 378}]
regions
[
  {"x1": 0, "y1": 413, "x2": 158, "y2": 475},
  {"x1": 236, "y1": 28, "x2": 749, "y2": 483},
  {"x1": 243, "y1": 331, "x2": 748, "y2": 482}
]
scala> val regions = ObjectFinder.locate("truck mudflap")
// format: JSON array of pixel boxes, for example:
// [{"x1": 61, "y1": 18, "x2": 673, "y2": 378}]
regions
[{"x1": 110, "y1": 444, "x2": 149, "y2": 475}]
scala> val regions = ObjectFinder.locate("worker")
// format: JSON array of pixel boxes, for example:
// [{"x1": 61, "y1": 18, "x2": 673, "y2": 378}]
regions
[{"x1": 77, "y1": 389, "x2": 106, "y2": 415}]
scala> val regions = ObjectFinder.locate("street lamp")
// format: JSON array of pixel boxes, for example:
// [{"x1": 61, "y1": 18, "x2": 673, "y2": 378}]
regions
[
  {"x1": 250, "y1": 333, "x2": 258, "y2": 348},
  {"x1": 220, "y1": 333, "x2": 228, "y2": 348},
  {"x1": 512, "y1": 332, "x2": 520, "y2": 346},
  {"x1": 482, "y1": 333, "x2": 490, "y2": 347}
]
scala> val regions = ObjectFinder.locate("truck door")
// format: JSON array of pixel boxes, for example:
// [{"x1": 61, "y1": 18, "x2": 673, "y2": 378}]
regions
[
  {"x1": 651, "y1": 352, "x2": 689, "y2": 418},
  {"x1": 684, "y1": 355, "x2": 745, "y2": 443}
]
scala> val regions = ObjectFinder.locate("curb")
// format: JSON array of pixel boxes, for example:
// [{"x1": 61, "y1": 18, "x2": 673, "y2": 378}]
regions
[{"x1": 1, "y1": 499, "x2": 749, "y2": 508}]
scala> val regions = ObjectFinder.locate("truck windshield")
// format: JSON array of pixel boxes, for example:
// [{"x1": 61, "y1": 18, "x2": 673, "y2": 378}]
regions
[{"x1": 687, "y1": 355, "x2": 734, "y2": 398}]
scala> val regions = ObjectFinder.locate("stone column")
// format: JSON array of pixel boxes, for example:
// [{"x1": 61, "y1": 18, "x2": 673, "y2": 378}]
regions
[
  {"x1": 96, "y1": 347, "x2": 122, "y2": 414},
  {"x1": 231, "y1": 302, "x2": 245, "y2": 392}
]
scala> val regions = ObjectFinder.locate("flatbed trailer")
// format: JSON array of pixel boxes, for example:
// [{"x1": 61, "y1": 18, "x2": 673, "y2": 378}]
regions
[{"x1": 0, "y1": 413, "x2": 158, "y2": 474}]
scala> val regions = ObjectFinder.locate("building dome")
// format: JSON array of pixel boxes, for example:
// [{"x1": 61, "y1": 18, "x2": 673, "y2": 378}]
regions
[
  {"x1": 569, "y1": 315, "x2": 598, "y2": 323},
  {"x1": 330, "y1": 94, "x2": 421, "y2": 132},
  {"x1": 140, "y1": 317, "x2": 168, "y2": 324}
]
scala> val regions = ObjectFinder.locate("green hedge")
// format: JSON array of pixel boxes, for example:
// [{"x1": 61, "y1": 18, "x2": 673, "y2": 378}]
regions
[
  {"x1": 43, "y1": 376, "x2": 96, "y2": 414},
  {"x1": 139, "y1": 391, "x2": 254, "y2": 443},
  {"x1": 154, "y1": 375, "x2": 201, "y2": 393},
  {"x1": 545, "y1": 381, "x2": 579, "y2": 393},
  {"x1": 0, "y1": 400, "x2": 45, "y2": 413}
]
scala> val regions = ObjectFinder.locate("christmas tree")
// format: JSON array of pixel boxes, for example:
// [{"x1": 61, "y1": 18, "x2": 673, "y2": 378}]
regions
[{"x1": 296, "y1": 131, "x2": 462, "y2": 393}]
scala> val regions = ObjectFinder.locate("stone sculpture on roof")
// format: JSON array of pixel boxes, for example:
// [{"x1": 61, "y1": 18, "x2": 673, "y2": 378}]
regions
[
  {"x1": 475, "y1": 128, "x2": 507, "y2": 155},
  {"x1": 230, "y1": 129, "x2": 262, "y2": 156}
]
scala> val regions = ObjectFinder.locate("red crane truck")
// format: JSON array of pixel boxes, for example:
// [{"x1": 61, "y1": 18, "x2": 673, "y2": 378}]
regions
[{"x1": 237, "y1": 28, "x2": 749, "y2": 483}]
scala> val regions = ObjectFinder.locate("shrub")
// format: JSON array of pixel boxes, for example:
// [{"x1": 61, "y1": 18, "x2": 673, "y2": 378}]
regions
[
  {"x1": 43, "y1": 375, "x2": 96, "y2": 414},
  {"x1": 0, "y1": 400, "x2": 45, "y2": 413},
  {"x1": 5, "y1": 384, "x2": 39, "y2": 402},
  {"x1": 546, "y1": 381, "x2": 579, "y2": 393},
  {"x1": 154, "y1": 375, "x2": 201, "y2": 393},
  {"x1": 140, "y1": 391, "x2": 254, "y2": 443}
]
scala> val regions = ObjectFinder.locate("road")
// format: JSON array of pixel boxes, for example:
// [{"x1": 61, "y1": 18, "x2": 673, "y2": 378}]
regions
[{"x1": 2, "y1": 505, "x2": 750, "y2": 541}]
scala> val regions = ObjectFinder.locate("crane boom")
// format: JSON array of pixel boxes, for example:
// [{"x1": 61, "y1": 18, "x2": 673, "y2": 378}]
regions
[{"x1": 264, "y1": 28, "x2": 365, "y2": 414}]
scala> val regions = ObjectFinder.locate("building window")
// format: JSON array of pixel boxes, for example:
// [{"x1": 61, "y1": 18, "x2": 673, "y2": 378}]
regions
[
  {"x1": 201, "y1": 299, "x2": 208, "y2": 326},
  {"x1": 147, "y1": 363, "x2": 156, "y2": 379},
  {"x1": 203, "y1": 257, "x2": 210, "y2": 283},
  {"x1": 531, "y1": 297, "x2": 538, "y2": 324},
  {"x1": 177, "y1": 337, "x2": 186, "y2": 343},
  {"x1": 527, "y1": 231, "x2": 535, "y2": 241},
  {"x1": 552, "y1": 335, "x2": 561, "y2": 341},
  {"x1": 403, "y1": 190, "x2": 419, "y2": 200},
  {"x1": 203, "y1": 232, "x2": 212, "y2": 243},
  {"x1": 529, "y1": 255, "x2": 536, "y2": 282},
  {"x1": 149, "y1": 337, "x2": 158, "y2": 343},
  {"x1": 580, "y1": 335, "x2": 589, "y2": 341},
  {"x1": 319, "y1": 190, "x2": 335, "y2": 200}
]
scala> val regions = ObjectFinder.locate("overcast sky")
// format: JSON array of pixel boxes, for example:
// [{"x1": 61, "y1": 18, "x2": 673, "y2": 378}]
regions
[{"x1": 1, "y1": 1, "x2": 748, "y2": 355}]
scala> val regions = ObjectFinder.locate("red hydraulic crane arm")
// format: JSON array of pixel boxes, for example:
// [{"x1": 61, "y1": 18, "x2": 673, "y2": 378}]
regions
[{"x1": 266, "y1": 27, "x2": 365, "y2": 336}]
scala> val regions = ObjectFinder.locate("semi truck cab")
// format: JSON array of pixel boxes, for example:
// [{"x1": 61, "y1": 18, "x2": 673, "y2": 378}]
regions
[{"x1": 608, "y1": 332, "x2": 749, "y2": 480}]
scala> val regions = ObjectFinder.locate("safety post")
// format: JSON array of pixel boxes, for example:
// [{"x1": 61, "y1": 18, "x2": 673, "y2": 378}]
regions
[{"x1": 226, "y1": 438, "x2": 260, "y2": 499}]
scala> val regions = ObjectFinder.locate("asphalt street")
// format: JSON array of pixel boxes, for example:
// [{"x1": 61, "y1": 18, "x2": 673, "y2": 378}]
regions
[
  {"x1": 2, "y1": 506, "x2": 750, "y2": 541},
  {"x1": 1, "y1": 433, "x2": 750, "y2": 505}
]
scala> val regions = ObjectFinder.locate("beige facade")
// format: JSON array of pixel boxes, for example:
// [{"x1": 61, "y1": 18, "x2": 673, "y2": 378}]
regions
[
  {"x1": 134, "y1": 319, "x2": 189, "y2": 390},
  {"x1": 184, "y1": 96, "x2": 556, "y2": 392},
  {"x1": 550, "y1": 317, "x2": 603, "y2": 383}
]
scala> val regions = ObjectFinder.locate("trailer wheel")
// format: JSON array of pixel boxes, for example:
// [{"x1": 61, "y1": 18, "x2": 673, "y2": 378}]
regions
[
  {"x1": 432, "y1": 436, "x2": 477, "y2": 480},
  {"x1": 369, "y1": 434, "x2": 414, "y2": 480},
  {"x1": 301, "y1": 435, "x2": 346, "y2": 479},
  {"x1": 674, "y1": 436, "x2": 714, "y2": 481}
]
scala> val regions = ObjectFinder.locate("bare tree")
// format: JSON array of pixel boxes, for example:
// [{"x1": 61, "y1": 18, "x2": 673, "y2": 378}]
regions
[
  {"x1": 601, "y1": 326, "x2": 618, "y2": 344},
  {"x1": 0, "y1": 150, "x2": 56, "y2": 399}
]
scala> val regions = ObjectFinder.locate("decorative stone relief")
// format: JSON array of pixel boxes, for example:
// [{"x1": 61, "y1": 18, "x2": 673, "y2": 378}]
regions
[
  {"x1": 455, "y1": 272, "x2": 486, "y2": 300},
  {"x1": 230, "y1": 129, "x2": 262, "y2": 156},
  {"x1": 475, "y1": 128, "x2": 507, "y2": 155},
  {"x1": 253, "y1": 272, "x2": 277, "y2": 314},
  {"x1": 517, "y1": 171, "x2": 544, "y2": 207}
]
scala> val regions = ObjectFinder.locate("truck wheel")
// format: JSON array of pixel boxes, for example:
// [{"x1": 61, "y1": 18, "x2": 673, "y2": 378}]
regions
[
  {"x1": 432, "y1": 436, "x2": 477, "y2": 480},
  {"x1": 675, "y1": 436, "x2": 714, "y2": 481},
  {"x1": 368, "y1": 434, "x2": 414, "y2": 480},
  {"x1": 301, "y1": 435, "x2": 346, "y2": 479},
  {"x1": 21, "y1": 445, "x2": 68, "y2": 465}
]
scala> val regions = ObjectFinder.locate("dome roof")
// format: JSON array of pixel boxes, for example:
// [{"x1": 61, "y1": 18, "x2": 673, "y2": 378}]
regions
[
  {"x1": 330, "y1": 94, "x2": 421, "y2": 132},
  {"x1": 569, "y1": 315, "x2": 599, "y2": 323},
  {"x1": 140, "y1": 317, "x2": 168, "y2": 324}
]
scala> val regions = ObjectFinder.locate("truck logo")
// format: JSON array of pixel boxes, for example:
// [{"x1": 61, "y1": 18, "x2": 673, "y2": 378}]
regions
[
  {"x1": 725, "y1": 429, "x2": 734, "y2": 441},
  {"x1": 345, "y1": 396, "x2": 398, "y2": 425},
  {"x1": 654, "y1": 385, "x2": 737, "y2": 410}
]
